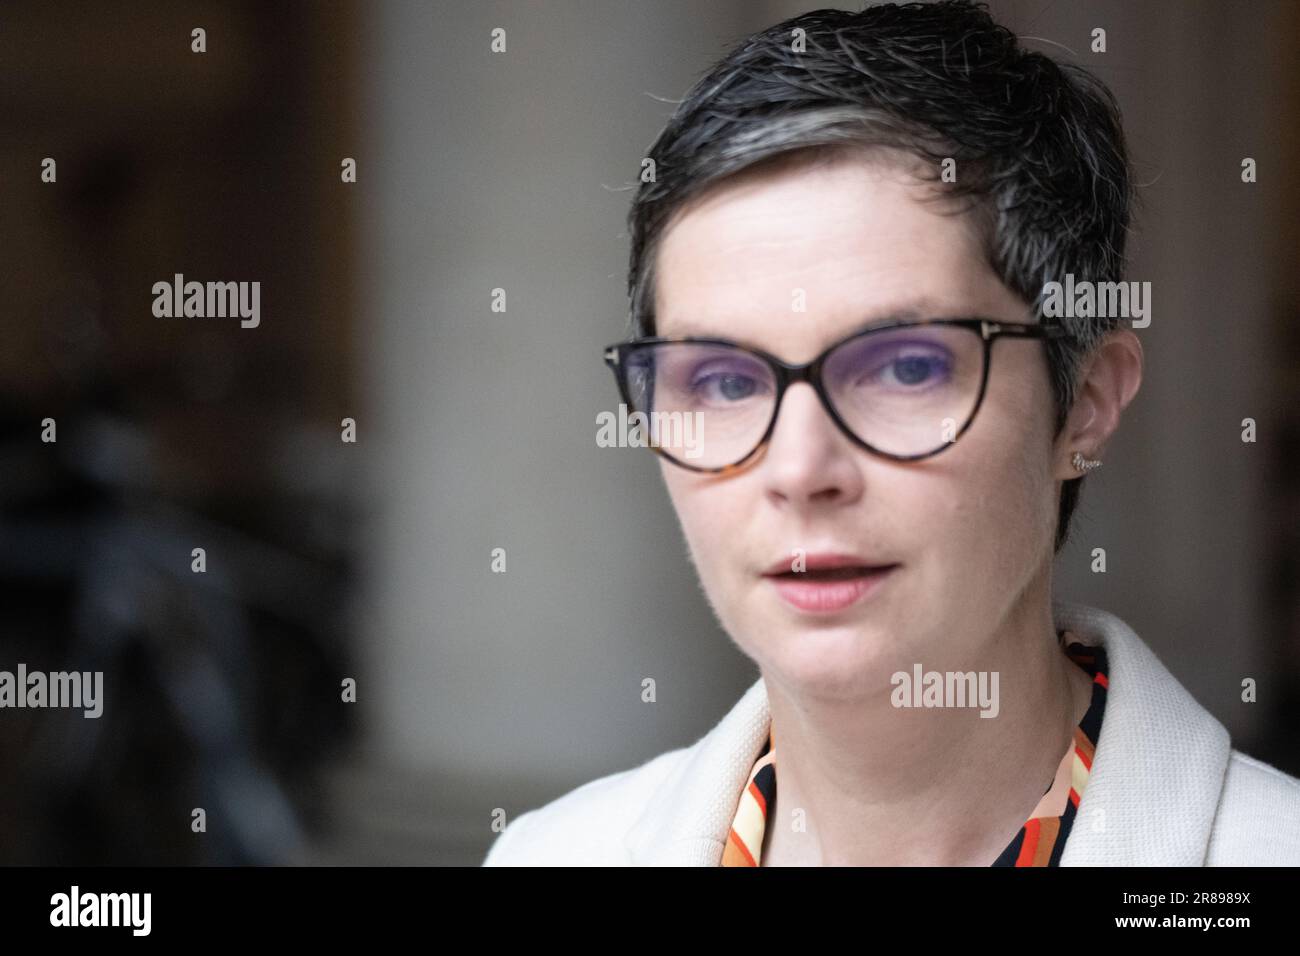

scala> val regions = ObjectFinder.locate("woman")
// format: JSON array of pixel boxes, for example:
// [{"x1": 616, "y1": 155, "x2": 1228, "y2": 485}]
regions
[{"x1": 484, "y1": 1, "x2": 1300, "y2": 866}]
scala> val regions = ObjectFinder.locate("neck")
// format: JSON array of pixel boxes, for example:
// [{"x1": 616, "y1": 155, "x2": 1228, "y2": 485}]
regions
[{"x1": 759, "y1": 569, "x2": 1093, "y2": 866}]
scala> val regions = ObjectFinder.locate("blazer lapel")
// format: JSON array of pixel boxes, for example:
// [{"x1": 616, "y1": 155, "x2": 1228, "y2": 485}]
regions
[
  {"x1": 1054, "y1": 600, "x2": 1230, "y2": 865},
  {"x1": 624, "y1": 675, "x2": 770, "y2": 865},
  {"x1": 625, "y1": 600, "x2": 1232, "y2": 866}
]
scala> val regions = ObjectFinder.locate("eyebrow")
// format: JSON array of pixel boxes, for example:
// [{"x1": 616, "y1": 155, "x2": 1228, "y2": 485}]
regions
[{"x1": 657, "y1": 297, "x2": 971, "y2": 344}]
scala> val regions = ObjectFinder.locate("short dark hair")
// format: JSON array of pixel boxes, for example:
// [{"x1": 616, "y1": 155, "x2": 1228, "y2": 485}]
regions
[{"x1": 625, "y1": 0, "x2": 1137, "y2": 554}]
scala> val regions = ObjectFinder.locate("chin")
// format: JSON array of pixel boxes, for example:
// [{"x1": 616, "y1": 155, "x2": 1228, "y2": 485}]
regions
[{"x1": 752, "y1": 620, "x2": 900, "y2": 700}]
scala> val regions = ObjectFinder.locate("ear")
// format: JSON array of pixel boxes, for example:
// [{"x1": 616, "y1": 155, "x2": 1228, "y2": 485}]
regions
[{"x1": 1052, "y1": 328, "x2": 1144, "y2": 480}]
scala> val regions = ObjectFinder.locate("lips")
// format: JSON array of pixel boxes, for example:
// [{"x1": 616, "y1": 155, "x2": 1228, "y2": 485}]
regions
[
  {"x1": 761, "y1": 553, "x2": 899, "y2": 613},
  {"x1": 761, "y1": 553, "x2": 896, "y2": 577},
  {"x1": 766, "y1": 568, "x2": 896, "y2": 612},
  {"x1": 773, "y1": 565, "x2": 882, "y2": 580}
]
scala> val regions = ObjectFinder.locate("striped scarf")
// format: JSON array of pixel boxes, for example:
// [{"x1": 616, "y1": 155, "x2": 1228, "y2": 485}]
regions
[{"x1": 722, "y1": 633, "x2": 1108, "y2": 866}]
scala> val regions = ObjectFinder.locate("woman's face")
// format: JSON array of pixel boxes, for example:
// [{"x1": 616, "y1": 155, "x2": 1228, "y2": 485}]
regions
[{"x1": 652, "y1": 154, "x2": 1063, "y2": 699}]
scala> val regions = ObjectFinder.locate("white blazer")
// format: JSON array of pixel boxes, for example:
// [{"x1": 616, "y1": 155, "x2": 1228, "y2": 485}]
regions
[{"x1": 483, "y1": 600, "x2": 1300, "y2": 865}]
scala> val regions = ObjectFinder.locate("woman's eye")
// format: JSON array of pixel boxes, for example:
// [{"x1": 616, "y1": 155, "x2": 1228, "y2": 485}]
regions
[
  {"x1": 865, "y1": 350, "x2": 951, "y2": 389},
  {"x1": 691, "y1": 370, "x2": 761, "y2": 401}
]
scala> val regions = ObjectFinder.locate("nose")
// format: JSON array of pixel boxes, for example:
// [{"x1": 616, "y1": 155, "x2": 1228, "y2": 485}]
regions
[{"x1": 760, "y1": 383, "x2": 865, "y2": 509}]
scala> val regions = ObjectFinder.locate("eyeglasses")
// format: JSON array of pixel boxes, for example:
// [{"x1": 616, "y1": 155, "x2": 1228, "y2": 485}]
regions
[{"x1": 603, "y1": 316, "x2": 1068, "y2": 473}]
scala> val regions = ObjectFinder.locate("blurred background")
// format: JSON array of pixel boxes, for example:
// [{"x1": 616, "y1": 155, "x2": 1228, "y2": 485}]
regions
[{"x1": 0, "y1": 0, "x2": 1297, "y2": 865}]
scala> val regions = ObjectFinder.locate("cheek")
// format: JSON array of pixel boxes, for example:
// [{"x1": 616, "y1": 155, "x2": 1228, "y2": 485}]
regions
[
  {"x1": 944, "y1": 378, "x2": 1058, "y2": 570},
  {"x1": 660, "y1": 466, "x2": 741, "y2": 579}
]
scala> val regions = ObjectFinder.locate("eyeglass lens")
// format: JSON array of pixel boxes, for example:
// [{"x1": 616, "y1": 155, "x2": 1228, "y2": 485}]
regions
[{"x1": 622, "y1": 324, "x2": 985, "y2": 467}]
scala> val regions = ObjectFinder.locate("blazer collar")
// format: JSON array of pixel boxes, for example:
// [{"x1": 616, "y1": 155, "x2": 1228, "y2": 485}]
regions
[{"x1": 624, "y1": 600, "x2": 1231, "y2": 865}]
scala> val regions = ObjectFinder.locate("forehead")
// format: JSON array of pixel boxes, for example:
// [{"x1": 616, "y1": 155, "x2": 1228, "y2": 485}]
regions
[{"x1": 652, "y1": 152, "x2": 1015, "y2": 358}]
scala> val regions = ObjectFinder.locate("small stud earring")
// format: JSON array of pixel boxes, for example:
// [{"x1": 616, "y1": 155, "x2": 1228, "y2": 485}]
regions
[{"x1": 1071, "y1": 451, "x2": 1102, "y2": 473}]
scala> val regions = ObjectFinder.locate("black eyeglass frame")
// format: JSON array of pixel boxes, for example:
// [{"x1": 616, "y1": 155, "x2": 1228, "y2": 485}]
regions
[{"x1": 603, "y1": 317, "x2": 1070, "y2": 474}]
